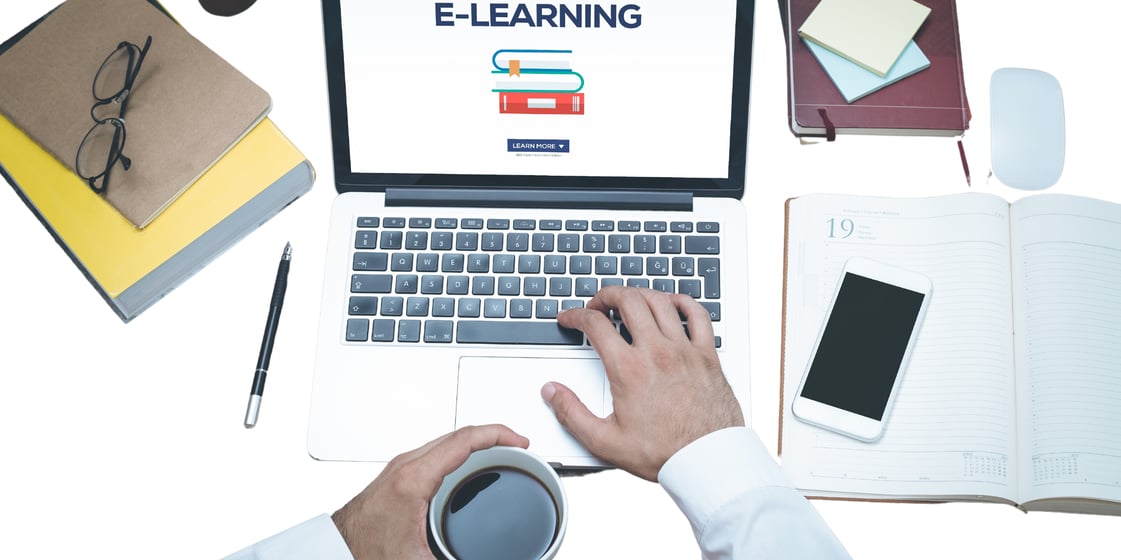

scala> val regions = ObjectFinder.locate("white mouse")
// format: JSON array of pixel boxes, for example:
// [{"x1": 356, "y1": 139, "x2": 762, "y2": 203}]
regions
[{"x1": 989, "y1": 68, "x2": 1065, "y2": 190}]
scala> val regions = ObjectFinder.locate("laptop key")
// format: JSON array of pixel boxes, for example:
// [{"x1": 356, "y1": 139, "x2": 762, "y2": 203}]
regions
[
  {"x1": 348, "y1": 296, "x2": 377, "y2": 315},
  {"x1": 699, "y1": 258, "x2": 721, "y2": 298},
  {"x1": 432, "y1": 298, "x2": 455, "y2": 317},
  {"x1": 536, "y1": 299, "x2": 559, "y2": 319},
  {"x1": 390, "y1": 253, "x2": 414, "y2": 271},
  {"x1": 685, "y1": 235, "x2": 720, "y2": 254},
  {"x1": 481, "y1": 232, "x2": 504, "y2": 251},
  {"x1": 493, "y1": 254, "x2": 516, "y2": 273},
  {"x1": 575, "y1": 277, "x2": 598, "y2": 297},
  {"x1": 395, "y1": 275, "x2": 419, "y2": 294},
  {"x1": 457, "y1": 321, "x2": 583, "y2": 345},
  {"x1": 383, "y1": 217, "x2": 406, "y2": 228},
  {"x1": 561, "y1": 299, "x2": 584, "y2": 311},
  {"x1": 352, "y1": 252, "x2": 388, "y2": 271},
  {"x1": 447, "y1": 275, "x2": 470, "y2": 295},
  {"x1": 351, "y1": 274, "x2": 392, "y2": 293},
  {"x1": 700, "y1": 302, "x2": 721, "y2": 322},
  {"x1": 355, "y1": 230, "x2": 377, "y2": 249},
  {"x1": 456, "y1": 232, "x2": 479, "y2": 251},
  {"x1": 484, "y1": 298, "x2": 506, "y2": 318},
  {"x1": 678, "y1": 279, "x2": 702, "y2": 299},
  {"x1": 467, "y1": 254, "x2": 490, "y2": 273},
  {"x1": 371, "y1": 319, "x2": 395, "y2": 341},
  {"x1": 407, "y1": 297, "x2": 430, "y2": 316},
  {"x1": 532, "y1": 233, "x2": 555, "y2": 252},
  {"x1": 458, "y1": 298, "x2": 481, "y2": 317},
  {"x1": 430, "y1": 231, "x2": 453, "y2": 250},
  {"x1": 398, "y1": 320, "x2": 421, "y2": 342},
  {"x1": 498, "y1": 276, "x2": 520, "y2": 295},
  {"x1": 420, "y1": 276, "x2": 443, "y2": 294},
  {"x1": 653, "y1": 279, "x2": 675, "y2": 293},
  {"x1": 523, "y1": 277, "x2": 546, "y2": 296},
  {"x1": 406, "y1": 231, "x2": 428, "y2": 250},
  {"x1": 380, "y1": 231, "x2": 403, "y2": 250},
  {"x1": 424, "y1": 320, "x2": 454, "y2": 343},
  {"x1": 415, "y1": 253, "x2": 438, "y2": 272},
  {"x1": 345, "y1": 319, "x2": 369, "y2": 342},
  {"x1": 510, "y1": 299, "x2": 533, "y2": 318},
  {"x1": 380, "y1": 297, "x2": 404, "y2": 316}
]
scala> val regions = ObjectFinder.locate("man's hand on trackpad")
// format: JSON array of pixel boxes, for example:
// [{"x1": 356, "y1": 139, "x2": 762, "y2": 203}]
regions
[{"x1": 541, "y1": 286, "x2": 744, "y2": 482}]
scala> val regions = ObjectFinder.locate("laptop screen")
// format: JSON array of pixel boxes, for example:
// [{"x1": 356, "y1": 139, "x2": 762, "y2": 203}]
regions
[{"x1": 322, "y1": 1, "x2": 754, "y2": 197}]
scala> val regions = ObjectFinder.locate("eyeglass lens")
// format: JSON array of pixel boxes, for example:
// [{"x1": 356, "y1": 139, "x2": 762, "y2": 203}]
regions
[
  {"x1": 93, "y1": 44, "x2": 136, "y2": 102},
  {"x1": 76, "y1": 119, "x2": 125, "y2": 181}
]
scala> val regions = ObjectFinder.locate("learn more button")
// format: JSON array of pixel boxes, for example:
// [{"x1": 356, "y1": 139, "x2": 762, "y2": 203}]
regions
[{"x1": 507, "y1": 139, "x2": 570, "y2": 153}]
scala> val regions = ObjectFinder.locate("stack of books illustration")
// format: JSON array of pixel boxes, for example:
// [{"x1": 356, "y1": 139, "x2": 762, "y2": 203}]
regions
[{"x1": 493, "y1": 49, "x2": 585, "y2": 115}]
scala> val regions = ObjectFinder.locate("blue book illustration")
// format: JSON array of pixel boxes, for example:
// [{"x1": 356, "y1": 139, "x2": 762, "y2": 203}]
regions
[{"x1": 804, "y1": 38, "x2": 930, "y2": 103}]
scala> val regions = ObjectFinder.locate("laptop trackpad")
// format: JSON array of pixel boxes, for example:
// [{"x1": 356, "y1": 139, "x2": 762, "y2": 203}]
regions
[{"x1": 456, "y1": 356, "x2": 609, "y2": 462}]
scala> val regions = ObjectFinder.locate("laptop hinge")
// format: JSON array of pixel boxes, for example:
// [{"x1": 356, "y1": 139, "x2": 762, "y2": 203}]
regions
[{"x1": 385, "y1": 188, "x2": 693, "y2": 211}]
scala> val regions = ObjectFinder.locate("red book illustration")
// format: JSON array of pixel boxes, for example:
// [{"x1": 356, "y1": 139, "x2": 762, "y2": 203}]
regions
[{"x1": 498, "y1": 92, "x2": 585, "y2": 115}]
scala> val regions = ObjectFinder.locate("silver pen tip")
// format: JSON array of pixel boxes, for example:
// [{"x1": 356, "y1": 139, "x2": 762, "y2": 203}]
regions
[
  {"x1": 282, "y1": 241, "x2": 293, "y2": 260},
  {"x1": 244, "y1": 394, "x2": 262, "y2": 428}
]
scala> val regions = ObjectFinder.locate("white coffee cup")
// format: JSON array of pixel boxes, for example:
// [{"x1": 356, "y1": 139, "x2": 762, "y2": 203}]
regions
[{"x1": 428, "y1": 446, "x2": 568, "y2": 560}]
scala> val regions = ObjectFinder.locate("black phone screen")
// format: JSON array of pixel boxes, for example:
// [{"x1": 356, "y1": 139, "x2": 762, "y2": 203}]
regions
[{"x1": 800, "y1": 272, "x2": 927, "y2": 420}]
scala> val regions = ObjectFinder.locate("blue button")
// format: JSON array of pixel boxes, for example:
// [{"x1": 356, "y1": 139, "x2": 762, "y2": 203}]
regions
[{"x1": 507, "y1": 139, "x2": 570, "y2": 153}]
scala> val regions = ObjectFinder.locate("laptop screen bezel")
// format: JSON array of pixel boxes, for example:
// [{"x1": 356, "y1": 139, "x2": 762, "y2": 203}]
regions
[{"x1": 320, "y1": 0, "x2": 755, "y2": 199}]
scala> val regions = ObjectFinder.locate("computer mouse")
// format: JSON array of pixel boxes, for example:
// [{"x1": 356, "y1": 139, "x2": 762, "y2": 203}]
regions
[
  {"x1": 989, "y1": 68, "x2": 1065, "y2": 190},
  {"x1": 199, "y1": 0, "x2": 256, "y2": 17}
]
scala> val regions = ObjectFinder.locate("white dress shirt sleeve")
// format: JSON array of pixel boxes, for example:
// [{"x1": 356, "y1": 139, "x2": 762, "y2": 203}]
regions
[
  {"x1": 222, "y1": 514, "x2": 353, "y2": 560},
  {"x1": 658, "y1": 426, "x2": 851, "y2": 560}
]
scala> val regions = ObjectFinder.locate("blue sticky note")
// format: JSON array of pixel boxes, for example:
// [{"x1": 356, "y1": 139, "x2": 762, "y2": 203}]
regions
[{"x1": 804, "y1": 37, "x2": 930, "y2": 103}]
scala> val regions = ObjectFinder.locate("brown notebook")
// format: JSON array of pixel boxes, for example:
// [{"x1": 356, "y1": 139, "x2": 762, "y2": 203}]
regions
[
  {"x1": 780, "y1": 0, "x2": 970, "y2": 139},
  {"x1": 0, "y1": 0, "x2": 270, "y2": 227}
]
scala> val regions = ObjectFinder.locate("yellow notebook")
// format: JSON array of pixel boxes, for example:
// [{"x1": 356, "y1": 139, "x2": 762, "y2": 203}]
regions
[
  {"x1": 0, "y1": 113, "x2": 313, "y2": 321},
  {"x1": 0, "y1": 0, "x2": 272, "y2": 228}
]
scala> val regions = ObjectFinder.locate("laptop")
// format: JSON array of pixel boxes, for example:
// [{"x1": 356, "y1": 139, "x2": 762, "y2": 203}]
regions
[{"x1": 310, "y1": 0, "x2": 756, "y2": 468}]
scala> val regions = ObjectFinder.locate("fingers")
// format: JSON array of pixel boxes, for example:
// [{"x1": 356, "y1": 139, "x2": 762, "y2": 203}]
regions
[
  {"x1": 639, "y1": 289, "x2": 691, "y2": 341},
  {"x1": 673, "y1": 293, "x2": 715, "y2": 348},
  {"x1": 411, "y1": 424, "x2": 530, "y2": 486},
  {"x1": 566, "y1": 286, "x2": 696, "y2": 346},
  {"x1": 541, "y1": 381, "x2": 613, "y2": 457},
  {"x1": 557, "y1": 303, "x2": 629, "y2": 368}
]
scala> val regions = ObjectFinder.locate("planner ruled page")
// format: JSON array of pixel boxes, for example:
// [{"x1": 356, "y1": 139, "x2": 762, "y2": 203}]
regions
[
  {"x1": 1011, "y1": 195, "x2": 1121, "y2": 508},
  {"x1": 782, "y1": 193, "x2": 1019, "y2": 502}
]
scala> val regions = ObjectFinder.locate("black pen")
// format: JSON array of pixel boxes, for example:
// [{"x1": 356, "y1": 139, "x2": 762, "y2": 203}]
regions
[{"x1": 244, "y1": 242, "x2": 292, "y2": 428}]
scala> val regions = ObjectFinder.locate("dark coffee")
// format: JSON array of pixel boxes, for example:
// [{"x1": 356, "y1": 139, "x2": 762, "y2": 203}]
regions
[{"x1": 442, "y1": 467, "x2": 558, "y2": 560}]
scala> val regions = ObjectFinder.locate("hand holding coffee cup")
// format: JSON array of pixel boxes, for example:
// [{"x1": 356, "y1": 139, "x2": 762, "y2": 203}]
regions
[
  {"x1": 331, "y1": 425, "x2": 531, "y2": 560},
  {"x1": 428, "y1": 446, "x2": 568, "y2": 560}
]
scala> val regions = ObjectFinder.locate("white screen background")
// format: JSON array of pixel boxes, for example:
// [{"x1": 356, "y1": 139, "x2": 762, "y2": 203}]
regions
[{"x1": 340, "y1": 1, "x2": 737, "y2": 179}]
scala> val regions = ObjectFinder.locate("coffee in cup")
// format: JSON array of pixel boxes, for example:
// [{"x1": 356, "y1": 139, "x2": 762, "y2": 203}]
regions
[{"x1": 428, "y1": 446, "x2": 568, "y2": 560}]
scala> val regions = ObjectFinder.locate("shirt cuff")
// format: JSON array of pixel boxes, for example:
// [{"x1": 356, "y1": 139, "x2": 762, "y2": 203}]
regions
[
  {"x1": 224, "y1": 514, "x2": 353, "y2": 560},
  {"x1": 657, "y1": 426, "x2": 788, "y2": 535}
]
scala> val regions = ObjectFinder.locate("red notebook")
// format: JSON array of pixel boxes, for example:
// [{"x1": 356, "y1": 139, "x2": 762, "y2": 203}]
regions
[{"x1": 781, "y1": 0, "x2": 970, "y2": 139}]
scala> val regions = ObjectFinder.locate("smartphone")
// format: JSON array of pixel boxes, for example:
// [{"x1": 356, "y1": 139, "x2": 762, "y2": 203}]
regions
[{"x1": 792, "y1": 257, "x2": 932, "y2": 442}]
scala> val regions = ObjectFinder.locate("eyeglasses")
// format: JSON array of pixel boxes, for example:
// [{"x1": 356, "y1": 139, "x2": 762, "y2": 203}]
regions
[{"x1": 75, "y1": 35, "x2": 153, "y2": 195}]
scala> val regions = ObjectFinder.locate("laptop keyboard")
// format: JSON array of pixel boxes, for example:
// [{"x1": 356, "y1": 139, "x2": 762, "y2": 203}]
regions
[{"x1": 344, "y1": 216, "x2": 722, "y2": 347}]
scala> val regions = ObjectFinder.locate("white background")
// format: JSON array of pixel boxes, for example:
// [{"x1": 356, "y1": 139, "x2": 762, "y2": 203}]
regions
[
  {"x1": 343, "y1": 1, "x2": 734, "y2": 178},
  {"x1": 1, "y1": 1, "x2": 1118, "y2": 558}
]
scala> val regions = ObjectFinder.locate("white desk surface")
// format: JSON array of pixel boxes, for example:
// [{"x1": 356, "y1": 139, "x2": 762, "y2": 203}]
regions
[{"x1": 1, "y1": 1, "x2": 1117, "y2": 558}]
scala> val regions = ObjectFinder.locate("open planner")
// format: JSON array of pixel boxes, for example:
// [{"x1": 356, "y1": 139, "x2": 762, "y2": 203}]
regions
[{"x1": 781, "y1": 192, "x2": 1121, "y2": 515}]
